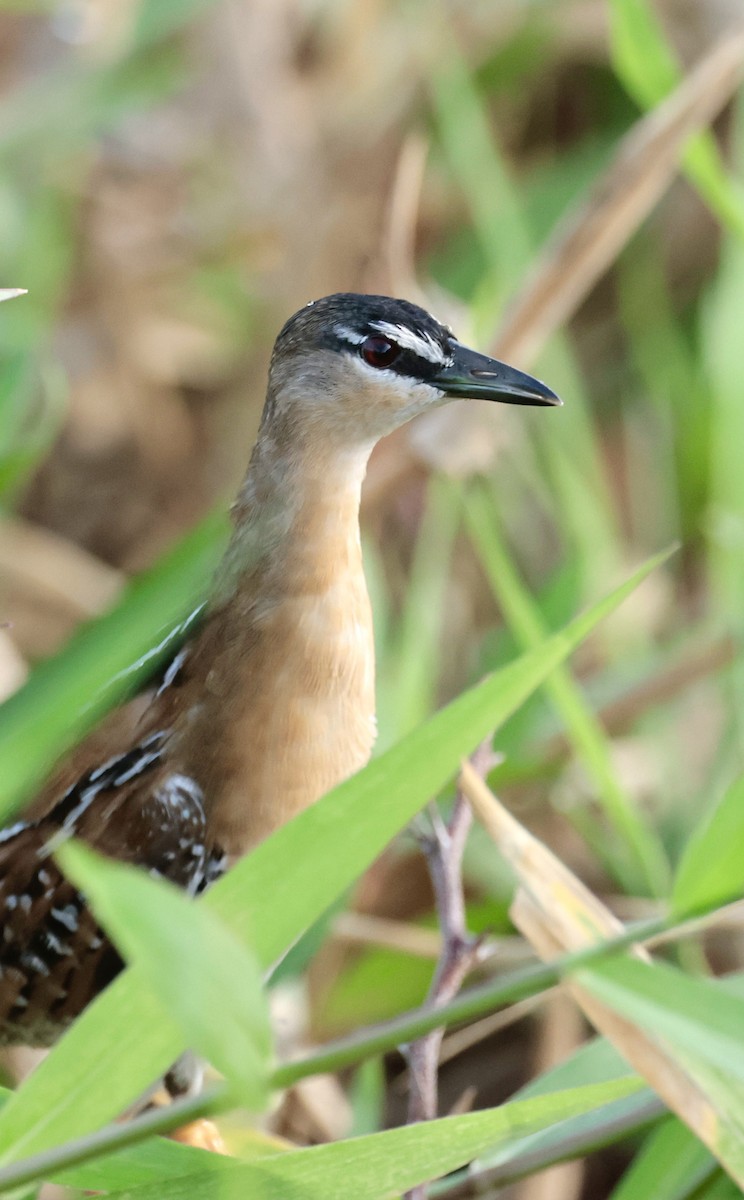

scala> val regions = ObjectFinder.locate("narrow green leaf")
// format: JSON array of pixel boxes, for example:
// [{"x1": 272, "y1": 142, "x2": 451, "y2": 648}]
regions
[
  {"x1": 348, "y1": 1058, "x2": 385, "y2": 1138},
  {"x1": 0, "y1": 546, "x2": 672, "y2": 1165},
  {"x1": 57, "y1": 1137, "x2": 225, "y2": 1193},
  {"x1": 672, "y1": 775, "x2": 744, "y2": 915},
  {"x1": 577, "y1": 957, "x2": 744, "y2": 1085},
  {"x1": 702, "y1": 233, "x2": 744, "y2": 618},
  {"x1": 697, "y1": 1175, "x2": 744, "y2": 1200},
  {"x1": 56, "y1": 842, "x2": 271, "y2": 1110},
  {"x1": 376, "y1": 475, "x2": 460, "y2": 746},
  {"x1": 463, "y1": 482, "x2": 671, "y2": 896},
  {"x1": 0, "y1": 48, "x2": 187, "y2": 162},
  {"x1": 102, "y1": 1082, "x2": 642, "y2": 1200},
  {"x1": 466, "y1": 1038, "x2": 660, "y2": 1192},
  {"x1": 577, "y1": 959, "x2": 744, "y2": 1181},
  {"x1": 431, "y1": 50, "x2": 529, "y2": 298},
  {"x1": 609, "y1": 1117, "x2": 716, "y2": 1200},
  {"x1": 0, "y1": 507, "x2": 228, "y2": 823}
]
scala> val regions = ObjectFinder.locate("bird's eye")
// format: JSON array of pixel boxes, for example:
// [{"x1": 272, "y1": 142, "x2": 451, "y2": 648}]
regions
[{"x1": 361, "y1": 336, "x2": 401, "y2": 369}]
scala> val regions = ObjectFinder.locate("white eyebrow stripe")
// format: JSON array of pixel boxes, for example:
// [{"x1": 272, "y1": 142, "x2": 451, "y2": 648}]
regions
[
  {"x1": 334, "y1": 325, "x2": 366, "y2": 346},
  {"x1": 370, "y1": 322, "x2": 448, "y2": 365}
]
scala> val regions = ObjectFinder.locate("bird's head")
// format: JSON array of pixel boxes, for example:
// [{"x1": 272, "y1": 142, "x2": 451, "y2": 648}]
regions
[{"x1": 264, "y1": 293, "x2": 560, "y2": 448}]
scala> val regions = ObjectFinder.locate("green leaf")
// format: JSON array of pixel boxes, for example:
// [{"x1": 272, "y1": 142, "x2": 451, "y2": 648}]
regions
[
  {"x1": 467, "y1": 1038, "x2": 659, "y2": 1192},
  {"x1": 578, "y1": 960, "x2": 744, "y2": 1184},
  {"x1": 0, "y1": 507, "x2": 228, "y2": 824},
  {"x1": 376, "y1": 476, "x2": 460, "y2": 746},
  {"x1": 672, "y1": 774, "x2": 744, "y2": 915},
  {"x1": 0, "y1": 546, "x2": 672, "y2": 1166},
  {"x1": 609, "y1": 1117, "x2": 716, "y2": 1200},
  {"x1": 348, "y1": 1058, "x2": 385, "y2": 1138},
  {"x1": 56, "y1": 842, "x2": 271, "y2": 1110},
  {"x1": 429, "y1": 43, "x2": 620, "y2": 595},
  {"x1": 58, "y1": 1137, "x2": 226, "y2": 1194},
  {"x1": 101, "y1": 1082, "x2": 643, "y2": 1199},
  {"x1": 463, "y1": 481, "x2": 671, "y2": 896},
  {"x1": 702, "y1": 233, "x2": 744, "y2": 617},
  {"x1": 577, "y1": 957, "x2": 744, "y2": 1085}
]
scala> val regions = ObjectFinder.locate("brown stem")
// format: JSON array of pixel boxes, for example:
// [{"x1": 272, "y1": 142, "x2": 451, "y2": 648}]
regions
[{"x1": 403, "y1": 742, "x2": 493, "y2": 1200}]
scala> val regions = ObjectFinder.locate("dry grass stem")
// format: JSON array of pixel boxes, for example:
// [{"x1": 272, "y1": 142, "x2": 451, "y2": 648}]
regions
[
  {"x1": 332, "y1": 912, "x2": 444, "y2": 960},
  {"x1": 490, "y1": 22, "x2": 744, "y2": 366}
]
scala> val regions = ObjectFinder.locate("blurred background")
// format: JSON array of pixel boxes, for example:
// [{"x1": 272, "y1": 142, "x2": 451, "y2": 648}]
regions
[{"x1": 1, "y1": 1, "x2": 743, "y2": 1196}]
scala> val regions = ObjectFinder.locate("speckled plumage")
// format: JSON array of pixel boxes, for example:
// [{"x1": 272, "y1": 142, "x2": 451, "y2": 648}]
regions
[{"x1": 0, "y1": 734, "x2": 225, "y2": 1043}]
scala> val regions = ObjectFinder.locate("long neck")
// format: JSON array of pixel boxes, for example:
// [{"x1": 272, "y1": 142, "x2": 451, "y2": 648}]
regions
[
  {"x1": 170, "y1": 411, "x2": 378, "y2": 856},
  {"x1": 215, "y1": 411, "x2": 373, "y2": 605}
]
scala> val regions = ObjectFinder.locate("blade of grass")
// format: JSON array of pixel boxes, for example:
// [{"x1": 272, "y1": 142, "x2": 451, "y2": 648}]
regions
[
  {"x1": 450, "y1": 1039, "x2": 661, "y2": 1198},
  {"x1": 672, "y1": 774, "x2": 744, "y2": 915},
  {"x1": 100, "y1": 1082, "x2": 644, "y2": 1200},
  {"x1": 463, "y1": 480, "x2": 671, "y2": 895},
  {"x1": 578, "y1": 957, "x2": 744, "y2": 1085},
  {"x1": 56, "y1": 842, "x2": 272, "y2": 1110},
  {"x1": 608, "y1": 1117, "x2": 717, "y2": 1200},
  {"x1": 376, "y1": 475, "x2": 460, "y2": 748},
  {"x1": 0, "y1": 506, "x2": 228, "y2": 823}
]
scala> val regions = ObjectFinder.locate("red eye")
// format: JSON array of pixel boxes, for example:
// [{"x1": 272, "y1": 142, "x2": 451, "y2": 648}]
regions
[{"x1": 361, "y1": 336, "x2": 401, "y2": 369}]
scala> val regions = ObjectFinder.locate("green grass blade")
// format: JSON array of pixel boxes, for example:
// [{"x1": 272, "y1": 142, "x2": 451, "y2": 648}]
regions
[
  {"x1": 577, "y1": 958, "x2": 744, "y2": 1173},
  {"x1": 56, "y1": 843, "x2": 272, "y2": 1110},
  {"x1": 465, "y1": 1038, "x2": 659, "y2": 1194},
  {"x1": 429, "y1": 42, "x2": 620, "y2": 593},
  {"x1": 0, "y1": 507, "x2": 228, "y2": 823},
  {"x1": 577, "y1": 957, "x2": 744, "y2": 1085},
  {"x1": 609, "y1": 1117, "x2": 717, "y2": 1200},
  {"x1": 701, "y1": 233, "x2": 744, "y2": 617},
  {"x1": 672, "y1": 774, "x2": 744, "y2": 915},
  {"x1": 463, "y1": 481, "x2": 671, "y2": 895},
  {"x1": 101, "y1": 1082, "x2": 643, "y2": 1200},
  {"x1": 376, "y1": 475, "x2": 460, "y2": 747}
]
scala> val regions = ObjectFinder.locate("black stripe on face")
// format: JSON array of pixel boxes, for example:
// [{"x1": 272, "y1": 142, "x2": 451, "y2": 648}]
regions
[{"x1": 331, "y1": 326, "x2": 454, "y2": 384}]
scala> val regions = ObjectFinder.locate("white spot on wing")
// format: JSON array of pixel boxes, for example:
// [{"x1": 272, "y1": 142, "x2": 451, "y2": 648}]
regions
[
  {"x1": 0, "y1": 821, "x2": 27, "y2": 845},
  {"x1": 52, "y1": 905, "x2": 79, "y2": 933}
]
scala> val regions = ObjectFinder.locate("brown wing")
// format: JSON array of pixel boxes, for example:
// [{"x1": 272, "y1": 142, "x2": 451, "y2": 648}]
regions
[{"x1": 0, "y1": 734, "x2": 224, "y2": 1046}]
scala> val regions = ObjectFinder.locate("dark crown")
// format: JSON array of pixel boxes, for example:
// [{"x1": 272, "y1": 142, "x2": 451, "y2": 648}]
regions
[{"x1": 274, "y1": 294, "x2": 455, "y2": 376}]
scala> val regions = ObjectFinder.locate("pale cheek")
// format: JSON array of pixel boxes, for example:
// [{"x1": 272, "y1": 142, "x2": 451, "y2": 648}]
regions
[{"x1": 340, "y1": 362, "x2": 443, "y2": 436}]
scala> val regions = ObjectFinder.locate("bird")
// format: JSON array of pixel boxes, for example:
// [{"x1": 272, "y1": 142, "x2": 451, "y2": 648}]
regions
[{"x1": 0, "y1": 292, "x2": 559, "y2": 1050}]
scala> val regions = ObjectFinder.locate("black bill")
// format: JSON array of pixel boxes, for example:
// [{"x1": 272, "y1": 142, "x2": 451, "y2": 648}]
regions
[{"x1": 432, "y1": 342, "x2": 561, "y2": 407}]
